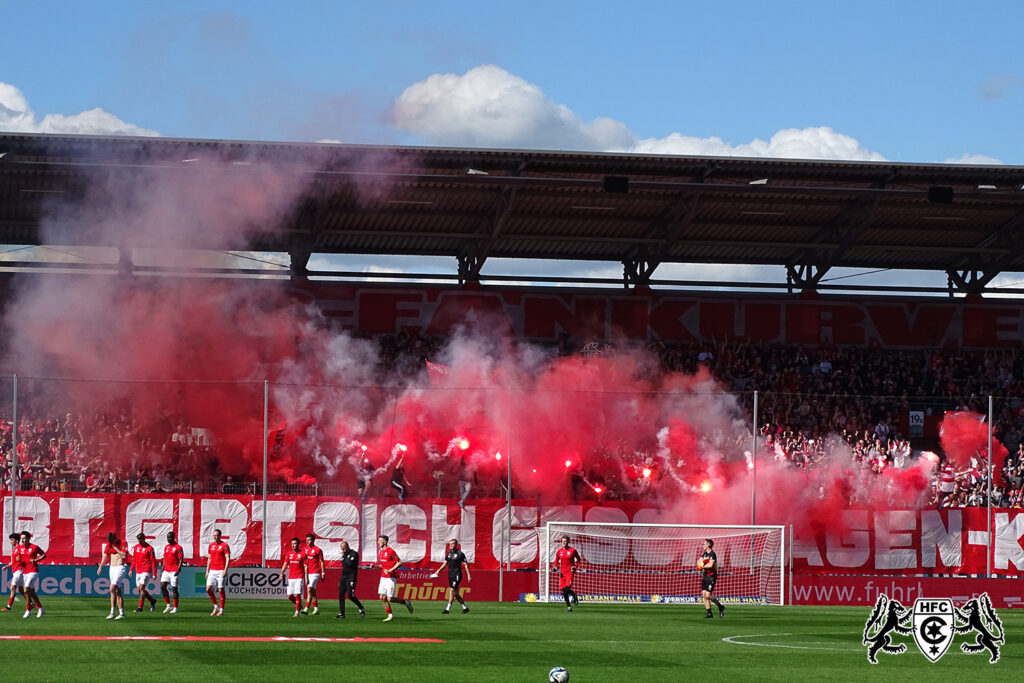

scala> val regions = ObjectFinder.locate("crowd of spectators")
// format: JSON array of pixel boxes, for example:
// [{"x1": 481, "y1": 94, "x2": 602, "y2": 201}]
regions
[
  {"x1": 0, "y1": 411, "x2": 221, "y2": 495},
  {"x1": 2, "y1": 334, "x2": 1024, "y2": 508},
  {"x1": 668, "y1": 340, "x2": 1024, "y2": 509}
]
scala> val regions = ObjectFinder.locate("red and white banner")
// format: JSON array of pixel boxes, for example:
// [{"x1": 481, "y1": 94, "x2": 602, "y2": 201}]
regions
[
  {"x1": 793, "y1": 508, "x2": 1024, "y2": 576},
  {"x1": 1, "y1": 493, "x2": 656, "y2": 570},
  {"x1": 792, "y1": 575, "x2": 1024, "y2": 609},
  {"x1": 4, "y1": 495, "x2": 1023, "y2": 576}
]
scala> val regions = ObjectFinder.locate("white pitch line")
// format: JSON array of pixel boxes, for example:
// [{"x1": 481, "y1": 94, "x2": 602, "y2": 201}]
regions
[{"x1": 722, "y1": 633, "x2": 862, "y2": 652}]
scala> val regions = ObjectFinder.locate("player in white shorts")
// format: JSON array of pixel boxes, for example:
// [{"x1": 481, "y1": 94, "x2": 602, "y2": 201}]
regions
[
  {"x1": 204, "y1": 529, "x2": 231, "y2": 616},
  {"x1": 130, "y1": 533, "x2": 158, "y2": 612},
  {"x1": 376, "y1": 535, "x2": 413, "y2": 621},
  {"x1": 110, "y1": 563, "x2": 128, "y2": 585},
  {"x1": 14, "y1": 569, "x2": 36, "y2": 589},
  {"x1": 302, "y1": 533, "x2": 325, "y2": 615},
  {"x1": 12, "y1": 532, "x2": 46, "y2": 618},
  {"x1": 205, "y1": 570, "x2": 225, "y2": 591},
  {"x1": 160, "y1": 531, "x2": 185, "y2": 613},
  {"x1": 378, "y1": 574, "x2": 396, "y2": 598},
  {"x1": 280, "y1": 537, "x2": 307, "y2": 617},
  {"x1": 98, "y1": 532, "x2": 129, "y2": 619},
  {"x1": 2, "y1": 533, "x2": 25, "y2": 611}
]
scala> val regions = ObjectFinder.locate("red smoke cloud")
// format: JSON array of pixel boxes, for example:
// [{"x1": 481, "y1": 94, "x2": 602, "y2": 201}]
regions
[{"x1": 939, "y1": 411, "x2": 1007, "y2": 484}]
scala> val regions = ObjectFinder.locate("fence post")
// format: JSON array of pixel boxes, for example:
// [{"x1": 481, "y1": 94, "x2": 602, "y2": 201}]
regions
[
  {"x1": 8, "y1": 375, "x2": 17, "y2": 536},
  {"x1": 987, "y1": 394, "x2": 993, "y2": 578},
  {"x1": 751, "y1": 390, "x2": 757, "y2": 526},
  {"x1": 262, "y1": 379, "x2": 269, "y2": 568}
]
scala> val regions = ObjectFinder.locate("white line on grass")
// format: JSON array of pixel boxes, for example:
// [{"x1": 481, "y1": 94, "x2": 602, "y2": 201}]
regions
[{"x1": 722, "y1": 633, "x2": 861, "y2": 652}]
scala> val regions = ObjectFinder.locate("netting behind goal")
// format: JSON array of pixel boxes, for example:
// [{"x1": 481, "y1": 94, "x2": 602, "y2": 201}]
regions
[{"x1": 539, "y1": 523, "x2": 785, "y2": 606}]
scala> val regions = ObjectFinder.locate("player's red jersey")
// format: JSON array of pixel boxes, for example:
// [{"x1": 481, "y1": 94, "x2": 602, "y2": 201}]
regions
[
  {"x1": 104, "y1": 542, "x2": 126, "y2": 559},
  {"x1": 132, "y1": 544, "x2": 157, "y2": 574},
  {"x1": 8, "y1": 544, "x2": 25, "y2": 571},
  {"x1": 284, "y1": 550, "x2": 306, "y2": 580},
  {"x1": 207, "y1": 541, "x2": 230, "y2": 571},
  {"x1": 555, "y1": 547, "x2": 580, "y2": 575},
  {"x1": 303, "y1": 545, "x2": 324, "y2": 574},
  {"x1": 18, "y1": 544, "x2": 44, "y2": 573},
  {"x1": 378, "y1": 546, "x2": 400, "y2": 577},
  {"x1": 163, "y1": 544, "x2": 184, "y2": 572}
]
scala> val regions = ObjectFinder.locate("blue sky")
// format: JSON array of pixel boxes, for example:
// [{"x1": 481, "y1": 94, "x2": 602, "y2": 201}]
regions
[
  {"x1": 3, "y1": 1, "x2": 1022, "y2": 164},
  {"x1": 2, "y1": 1, "x2": 1023, "y2": 289}
]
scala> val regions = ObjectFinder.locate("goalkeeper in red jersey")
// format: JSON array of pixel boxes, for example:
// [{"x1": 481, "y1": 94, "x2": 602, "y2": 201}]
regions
[{"x1": 553, "y1": 535, "x2": 581, "y2": 612}]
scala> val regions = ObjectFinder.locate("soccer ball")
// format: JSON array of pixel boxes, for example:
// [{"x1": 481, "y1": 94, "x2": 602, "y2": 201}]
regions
[
  {"x1": 549, "y1": 667, "x2": 569, "y2": 682},
  {"x1": 696, "y1": 559, "x2": 706, "y2": 570}
]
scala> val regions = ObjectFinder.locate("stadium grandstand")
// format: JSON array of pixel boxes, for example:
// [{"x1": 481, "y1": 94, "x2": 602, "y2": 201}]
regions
[
  {"x1": 3, "y1": 133, "x2": 1024, "y2": 495},
  {"x1": 2, "y1": 133, "x2": 1024, "y2": 597}
]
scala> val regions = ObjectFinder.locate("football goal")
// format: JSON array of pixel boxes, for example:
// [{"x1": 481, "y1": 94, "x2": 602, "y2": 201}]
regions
[{"x1": 539, "y1": 522, "x2": 786, "y2": 605}]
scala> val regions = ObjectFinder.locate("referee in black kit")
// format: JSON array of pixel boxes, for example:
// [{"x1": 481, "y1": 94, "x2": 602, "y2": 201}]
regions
[
  {"x1": 431, "y1": 538, "x2": 471, "y2": 615},
  {"x1": 335, "y1": 540, "x2": 366, "y2": 618}
]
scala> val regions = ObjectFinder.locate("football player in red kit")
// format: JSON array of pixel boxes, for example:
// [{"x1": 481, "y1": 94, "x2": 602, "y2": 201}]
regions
[
  {"x1": 12, "y1": 532, "x2": 46, "y2": 618},
  {"x1": 302, "y1": 533, "x2": 325, "y2": 615},
  {"x1": 2, "y1": 532, "x2": 25, "y2": 611},
  {"x1": 553, "y1": 535, "x2": 581, "y2": 612},
  {"x1": 130, "y1": 533, "x2": 158, "y2": 613},
  {"x1": 160, "y1": 531, "x2": 184, "y2": 613},
  {"x1": 281, "y1": 537, "x2": 307, "y2": 617},
  {"x1": 377, "y1": 535, "x2": 413, "y2": 622},
  {"x1": 204, "y1": 529, "x2": 231, "y2": 616}
]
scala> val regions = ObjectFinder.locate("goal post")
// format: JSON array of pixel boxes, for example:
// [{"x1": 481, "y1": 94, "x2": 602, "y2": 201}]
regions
[{"x1": 539, "y1": 522, "x2": 786, "y2": 606}]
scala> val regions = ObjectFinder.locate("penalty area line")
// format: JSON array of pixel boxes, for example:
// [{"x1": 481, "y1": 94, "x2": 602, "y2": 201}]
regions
[
  {"x1": 0, "y1": 635, "x2": 445, "y2": 644},
  {"x1": 722, "y1": 633, "x2": 860, "y2": 652}
]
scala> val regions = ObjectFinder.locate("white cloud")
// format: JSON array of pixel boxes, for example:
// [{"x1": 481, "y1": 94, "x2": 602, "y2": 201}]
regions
[
  {"x1": 0, "y1": 82, "x2": 158, "y2": 136},
  {"x1": 393, "y1": 65, "x2": 632, "y2": 150},
  {"x1": 632, "y1": 127, "x2": 885, "y2": 161},
  {"x1": 394, "y1": 65, "x2": 884, "y2": 161},
  {"x1": 943, "y1": 153, "x2": 1003, "y2": 165}
]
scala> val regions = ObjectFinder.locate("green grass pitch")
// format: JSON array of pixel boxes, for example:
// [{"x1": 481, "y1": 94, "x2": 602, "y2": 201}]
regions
[{"x1": 1, "y1": 598, "x2": 1020, "y2": 681}]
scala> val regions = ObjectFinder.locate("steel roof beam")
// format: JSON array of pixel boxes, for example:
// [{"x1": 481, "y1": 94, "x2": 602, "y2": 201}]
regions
[
  {"x1": 784, "y1": 175, "x2": 890, "y2": 289},
  {"x1": 458, "y1": 185, "x2": 519, "y2": 283},
  {"x1": 945, "y1": 206, "x2": 1024, "y2": 294},
  {"x1": 457, "y1": 159, "x2": 528, "y2": 283},
  {"x1": 622, "y1": 191, "x2": 702, "y2": 288},
  {"x1": 622, "y1": 168, "x2": 712, "y2": 287},
  {"x1": 287, "y1": 195, "x2": 323, "y2": 278}
]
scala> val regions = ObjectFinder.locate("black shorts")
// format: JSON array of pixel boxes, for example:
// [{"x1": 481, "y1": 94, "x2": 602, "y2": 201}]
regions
[
  {"x1": 701, "y1": 575, "x2": 717, "y2": 594},
  {"x1": 448, "y1": 572, "x2": 463, "y2": 589}
]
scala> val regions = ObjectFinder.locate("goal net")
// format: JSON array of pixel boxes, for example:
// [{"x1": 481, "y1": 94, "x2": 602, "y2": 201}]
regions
[{"x1": 539, "y1": 523, "x2": 785, "y2": 606}]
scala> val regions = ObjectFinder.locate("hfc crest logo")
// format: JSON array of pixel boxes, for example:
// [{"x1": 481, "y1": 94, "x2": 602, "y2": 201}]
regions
[
  {"x1": 862, "y1": 593, "x2": 1004, "y2": 664},
  {"x1": 912, "y1": 599, "x2": 954, "y2": 662}
]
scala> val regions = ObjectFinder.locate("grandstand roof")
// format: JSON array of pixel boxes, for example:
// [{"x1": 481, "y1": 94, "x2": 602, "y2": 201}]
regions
[{"x1": 2, "y1": 132, "x2": 1024, "y2": 293}]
